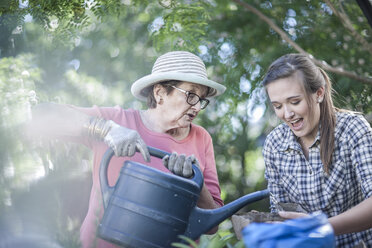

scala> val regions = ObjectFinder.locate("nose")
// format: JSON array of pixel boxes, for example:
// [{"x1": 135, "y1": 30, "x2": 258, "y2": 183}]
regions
[
  {"x1": 191, "y1": 101, "x2": 202, "y2": 112},
  {"x1": 283, "y1": 105, "x2": 294, "y2": 119}
]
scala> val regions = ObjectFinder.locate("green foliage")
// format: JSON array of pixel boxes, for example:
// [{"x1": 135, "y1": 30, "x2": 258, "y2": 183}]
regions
[
  {"x1": 0, "y1": 0, "x2": 371, "y2": 246},
  {"x1": 151, "y1": 1, "x2": 211, "y2": 52},
  {"x1": 0, "y1": 54, "x2": 39, "y2": 122},
  {"x1": 0, "y1": 54, "x2": 91, "y2": 246},
  {"x1": 0, "y1": 53, "x2": 40, "y2": 193},
  {"x1": 0, "y1": 0, "x2": 26, "y2": 56},
  {"x1": 0, "y1": 0, "x2": 152, "y2": 51},
  {"x1": 2, "y1": 0, "x2": 370, "y2": 215},
  {"x1": 172, "y1": 233, "x2": 245, "y2": 248}
]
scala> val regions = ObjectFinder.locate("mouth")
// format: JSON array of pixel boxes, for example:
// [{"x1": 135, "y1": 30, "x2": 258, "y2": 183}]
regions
[
  {"x1": 289, "y1": 118, "x2": 303, "y2": 131},
  {"x1": 186, "y1": 112, "x2": 196, "y2": 121}
]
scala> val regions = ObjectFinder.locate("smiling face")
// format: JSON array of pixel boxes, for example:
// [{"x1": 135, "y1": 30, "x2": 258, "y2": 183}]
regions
[
  {"x1": 156, "y1": 81, "x2": 209, "y2": 129},
  {"x1": 266, "y1": 73, "x2": 324, "y2": 145}
]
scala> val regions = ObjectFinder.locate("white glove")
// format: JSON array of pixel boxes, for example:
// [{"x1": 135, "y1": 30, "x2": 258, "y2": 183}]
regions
[
  {"x1": 103, "y1": 120, "x2": 150, "y2": 162},
  {"x1": 162, "y1": 152, "x2": 199, "y2": 178}
]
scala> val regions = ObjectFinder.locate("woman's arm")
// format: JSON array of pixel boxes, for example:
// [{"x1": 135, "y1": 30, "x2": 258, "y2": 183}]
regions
[
  {"x1": 27, "y1": 103, "x2": 90, "y2": 138},
  {"x1": 196, "y1": 183, "x2": 220, "y2": 234},
  {"x1": 162, "y1": 152, "x2": 220, "y2": 209},
  {"x1": 329, "y1": 195, "x2": 372, "y2": 235},
  {"x1": 279, "y1": 196, "x2": 372, "y2": 235},
  {"x1": 27, "y1": 103, "x2": 150, "y2": 160},
  {"x1": 197, "y1": 182, "x2": 220, "y2": 209},
  {"x1": 197, "y1": 135, "x2": 221, "y2": 234},
  {"x1": 162, "y1": 133, "x2": 221, "y2": 234},
  {"x1": 329, "y1": 115, "x2": 372, "y2": 235}
]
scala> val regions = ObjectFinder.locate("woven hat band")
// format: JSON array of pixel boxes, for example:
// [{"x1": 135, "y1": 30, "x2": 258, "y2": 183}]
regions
[{"x1": 152, "y1": 52, "x2": 208, "y2": 79}]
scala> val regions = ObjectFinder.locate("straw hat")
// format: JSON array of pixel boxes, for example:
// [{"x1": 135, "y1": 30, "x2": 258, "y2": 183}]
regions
[{"x1": 131, "y1": 51, "x2": 226, "y2": 101}]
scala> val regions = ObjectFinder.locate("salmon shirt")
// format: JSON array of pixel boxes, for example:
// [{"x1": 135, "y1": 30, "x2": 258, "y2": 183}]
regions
[{"x1": 71, "y1": 106, "x2": 223, "y2": 248}]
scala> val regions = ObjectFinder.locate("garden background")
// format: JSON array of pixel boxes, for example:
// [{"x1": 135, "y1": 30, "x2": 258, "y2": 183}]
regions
[{"x1": 0, "y1": 0, "x2": 371, "y2": 247}]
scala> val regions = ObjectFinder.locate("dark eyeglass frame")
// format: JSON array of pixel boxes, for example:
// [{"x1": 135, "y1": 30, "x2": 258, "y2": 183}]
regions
[{"x1": 170, "y1": 85, "x2": 210, "y2": 109}]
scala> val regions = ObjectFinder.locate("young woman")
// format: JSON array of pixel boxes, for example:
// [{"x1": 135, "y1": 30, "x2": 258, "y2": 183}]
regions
[
  {"x1": 262, "y1": 53, "x2": 372, "y2": 247},
  {"x1": 29, "y1": 51, "x2": 226, "y2": 248}
]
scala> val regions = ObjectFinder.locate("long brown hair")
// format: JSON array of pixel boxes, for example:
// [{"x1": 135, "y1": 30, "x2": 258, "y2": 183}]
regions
[{"x1": 262, "y1": 53, "x2": 336, "y2": 173}]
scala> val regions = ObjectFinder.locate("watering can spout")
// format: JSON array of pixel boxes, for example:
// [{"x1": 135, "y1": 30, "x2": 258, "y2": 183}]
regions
[{"x1": 184, "y1": 189, "x2": 269, "y2": 240}]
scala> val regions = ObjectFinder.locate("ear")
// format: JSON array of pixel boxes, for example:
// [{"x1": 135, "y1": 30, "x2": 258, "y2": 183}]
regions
[
  {"x1": 153, "y1": 84, "x2": 165, "y2": 104},
  {"x1": 316, "y1": 86, "x2": 325, "y2": 103}
]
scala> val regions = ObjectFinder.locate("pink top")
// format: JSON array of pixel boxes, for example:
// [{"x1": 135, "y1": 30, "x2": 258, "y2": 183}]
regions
[{"x1": 73, "y1": 106, "x2": 223, "y2": 248}]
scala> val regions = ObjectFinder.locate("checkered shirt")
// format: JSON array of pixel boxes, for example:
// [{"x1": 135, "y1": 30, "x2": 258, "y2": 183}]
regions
[{"x1": 263, "y1": 111, "x2": 372, "y2": 248}]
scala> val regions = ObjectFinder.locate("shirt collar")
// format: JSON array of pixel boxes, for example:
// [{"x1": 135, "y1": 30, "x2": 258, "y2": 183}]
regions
[
  {"x1": 311, "y1": 130, "x2": 321, "y2": 147},
  {"x1": 278, "y1": 124, "x2": 321, "y2": 151},
  {"x1": 278, "y1": 124, "x2": 301, "y2": 151}
]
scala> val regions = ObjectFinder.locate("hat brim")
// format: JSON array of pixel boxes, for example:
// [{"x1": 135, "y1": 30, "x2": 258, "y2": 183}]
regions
[{"x1": 131, "y1": 72, "x2": 226, "y2": 102}]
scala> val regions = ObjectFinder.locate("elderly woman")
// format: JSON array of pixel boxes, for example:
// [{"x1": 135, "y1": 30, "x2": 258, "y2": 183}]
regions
[{"x1": 29, "y1": 51, "x2": 226, "y2": 248}]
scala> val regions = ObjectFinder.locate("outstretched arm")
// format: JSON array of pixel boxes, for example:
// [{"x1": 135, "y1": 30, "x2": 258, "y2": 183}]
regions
[
  {"x1": 328, "y1": 196, "x2": 372, "y2": 235},
  {"x1": 279, "y1": 196, "x2": 372, "y2": 235},
  {"x1": 27, "y1": 103, "x2": 89, "y2": 138},
  {"x1": 27, "y1": 103, "x2": 150, "y2": 161}
]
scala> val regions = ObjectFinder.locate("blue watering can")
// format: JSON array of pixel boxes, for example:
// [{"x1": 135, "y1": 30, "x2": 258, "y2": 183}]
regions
[{"x1": 98, "y1": 147, "x2": 269, "y2": 248}]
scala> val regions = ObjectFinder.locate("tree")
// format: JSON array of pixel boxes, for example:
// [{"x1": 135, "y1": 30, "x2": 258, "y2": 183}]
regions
[{"x1": 0, "y1": 0, "x2": 371, "y2": 245}]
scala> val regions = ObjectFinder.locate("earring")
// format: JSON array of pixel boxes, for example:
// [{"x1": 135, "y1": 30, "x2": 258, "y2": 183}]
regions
[{"x1": 317, "y1": 98, "x2": 322, "y2": 103}]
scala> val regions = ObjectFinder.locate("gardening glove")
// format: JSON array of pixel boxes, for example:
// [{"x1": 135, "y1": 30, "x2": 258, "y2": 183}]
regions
[
  {"x1": 103, "y1": 120, "x2": 150, "y2": 162},
  {"x1": 162, "y1": 152, "x2": 199, "y2": 178},
  {"x1": 84, "y1": 117, "x2": 150, "y2": 162}
]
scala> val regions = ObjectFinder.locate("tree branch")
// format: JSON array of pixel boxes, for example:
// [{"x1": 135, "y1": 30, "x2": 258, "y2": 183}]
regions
[
  {"x1": 231, "y1": 0, "x2": 372, "y2": 86},
  {"x1": 324, "y1": 0, "x2": 372, "y2": 56}
]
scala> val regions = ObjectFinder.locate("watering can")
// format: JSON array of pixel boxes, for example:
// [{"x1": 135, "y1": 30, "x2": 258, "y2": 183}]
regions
[{"x1": 98, "y1": 147, "x2": 269, "y2": 248}]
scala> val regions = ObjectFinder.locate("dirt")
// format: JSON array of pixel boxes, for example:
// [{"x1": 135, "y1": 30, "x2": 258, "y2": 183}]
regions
[{"x1": 231, "y1": 211, "x2": 286, "y2": 240}]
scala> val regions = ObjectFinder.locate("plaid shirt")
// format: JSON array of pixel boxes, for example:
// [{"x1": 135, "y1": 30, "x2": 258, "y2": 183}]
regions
[{"x1": 263, "y1": 111, "x2": 372, "y2": 248}]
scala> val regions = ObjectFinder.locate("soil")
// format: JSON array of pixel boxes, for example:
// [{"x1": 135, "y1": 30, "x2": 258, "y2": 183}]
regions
[
  {"x1": 232, "y1": 203, "x2": 307, "y2": 240},
  {"x1": 231, "y1": 210, "x2": 286, "y2": 240}
]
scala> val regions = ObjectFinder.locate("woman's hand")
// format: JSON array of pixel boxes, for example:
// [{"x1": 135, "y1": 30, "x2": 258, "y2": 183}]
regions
[
  {"x1": 162, "y1": 152, "x2": 199, "y2": 178},
  {"x1": 103, "y1": 121, "x2": 150, "y2": 162},
  {"x1": 278, "y1": 211, "x2": 308, "y2": 219}
]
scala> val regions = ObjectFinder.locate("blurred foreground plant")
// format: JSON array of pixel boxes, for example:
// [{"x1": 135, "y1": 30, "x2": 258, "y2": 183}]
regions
[{"x1": 172, "y1": 232, "x2": 245, "y2": 248}]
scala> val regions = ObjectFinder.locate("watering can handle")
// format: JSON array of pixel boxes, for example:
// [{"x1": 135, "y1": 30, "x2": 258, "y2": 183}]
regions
[{"x1": 99, "y1": 146, "x2": 204, "y2": 209}]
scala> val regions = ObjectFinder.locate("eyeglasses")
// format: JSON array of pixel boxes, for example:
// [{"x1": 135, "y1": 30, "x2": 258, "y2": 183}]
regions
[{"x1": 170, "y1": 85, "x2": 210, "y2": 109}]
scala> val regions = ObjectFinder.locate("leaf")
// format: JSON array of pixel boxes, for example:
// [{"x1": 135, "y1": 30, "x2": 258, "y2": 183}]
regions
[{"x1": 172, "y1": 235, "x2": 199, "y2": 248}]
